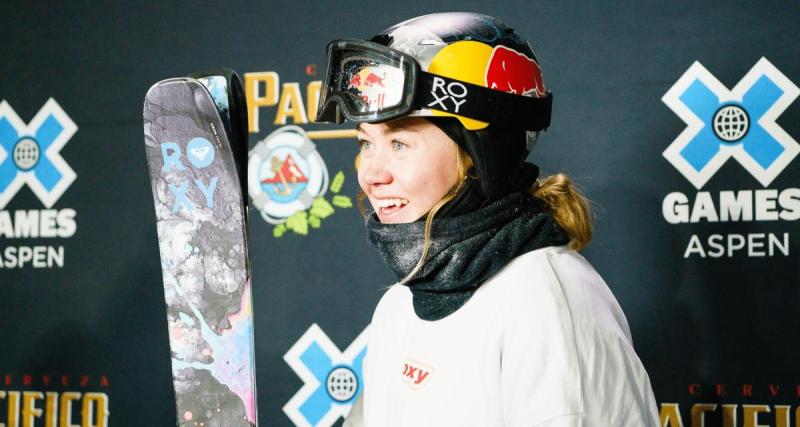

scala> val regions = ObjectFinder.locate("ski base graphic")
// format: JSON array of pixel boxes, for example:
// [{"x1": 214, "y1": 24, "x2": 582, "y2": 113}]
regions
[{"x1": 143, "y1": 77, "x2": 257, "y2": 427}]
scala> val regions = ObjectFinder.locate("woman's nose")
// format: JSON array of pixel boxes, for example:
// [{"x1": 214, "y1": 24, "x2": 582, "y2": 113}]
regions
[{"x1": 359, "y1": 152, "x2": 392, "y2": 186}]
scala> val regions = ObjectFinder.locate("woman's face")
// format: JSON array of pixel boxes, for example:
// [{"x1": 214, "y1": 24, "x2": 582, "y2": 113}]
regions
[{"x1": 356, "y1": 117, "x2": 460, "y2": 224}]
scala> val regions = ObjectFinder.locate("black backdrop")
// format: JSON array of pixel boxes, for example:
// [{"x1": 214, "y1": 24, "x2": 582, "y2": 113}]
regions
[{"x1": 1, "y1": 1, "x2": 798, "y2": 426}]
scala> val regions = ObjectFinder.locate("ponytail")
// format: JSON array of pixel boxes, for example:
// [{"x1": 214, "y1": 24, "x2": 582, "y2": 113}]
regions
[{"x1": 531, "y1": 173, "x2": 594, "y2": 251}]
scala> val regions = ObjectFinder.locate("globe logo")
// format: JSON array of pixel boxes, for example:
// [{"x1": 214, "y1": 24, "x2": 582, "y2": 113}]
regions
[
  {"x1": 326, "y1": 366, "x2": 358, "y2": 402},
  {"x1": 712, "y1": 104, "x2": 749, "y2": 143},
  {"x1": 13, "y1": 137, "x2": 41, "y2": 171}
]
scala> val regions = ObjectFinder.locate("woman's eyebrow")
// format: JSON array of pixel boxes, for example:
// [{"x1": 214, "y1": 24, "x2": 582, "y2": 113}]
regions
[{"x1": 356, "y1": 122, "x2": 415, "y2": 135}]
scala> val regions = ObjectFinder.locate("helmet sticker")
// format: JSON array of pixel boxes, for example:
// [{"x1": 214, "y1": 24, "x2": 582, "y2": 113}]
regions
[{"x1": 485, "y1": 45, "x2": 545, "y2": 97}]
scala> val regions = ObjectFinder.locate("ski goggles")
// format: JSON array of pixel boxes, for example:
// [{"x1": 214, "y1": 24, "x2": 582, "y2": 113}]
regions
[{"x1": 315, "y1": 39, "x2": 553, "y2": 131}]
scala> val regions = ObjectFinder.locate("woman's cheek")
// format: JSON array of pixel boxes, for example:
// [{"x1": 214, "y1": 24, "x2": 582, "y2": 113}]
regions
[
  {"x1": 356, "y1": 158, "x2": 370, "y2": 192},
  {"x1": 356, "y1": 172, "x2": 367, "y2": 193}
]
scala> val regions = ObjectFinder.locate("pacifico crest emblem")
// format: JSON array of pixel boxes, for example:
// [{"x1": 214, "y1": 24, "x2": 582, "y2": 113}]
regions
[
  {"x1": 249, "y1": 125, "x2": 329, "y2": 222},
  {"x1": 248, "y1": 125, "x2": 353, "y2": 237}
]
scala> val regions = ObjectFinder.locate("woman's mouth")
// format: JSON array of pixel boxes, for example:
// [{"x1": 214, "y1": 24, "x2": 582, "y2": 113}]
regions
[{"x1": 374, "y1": 198, "x2": 409, "y2": 218}]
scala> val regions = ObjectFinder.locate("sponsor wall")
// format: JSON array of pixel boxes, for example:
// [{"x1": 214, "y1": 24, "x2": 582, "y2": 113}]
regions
[{"x1": 1, "y1": 2, "x2": 798, "y2": 426}]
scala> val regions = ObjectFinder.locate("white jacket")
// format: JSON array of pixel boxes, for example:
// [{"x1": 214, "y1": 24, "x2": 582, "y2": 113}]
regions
[{"x1": 346, "y1": 245, "x2": 660, "y2": 427}]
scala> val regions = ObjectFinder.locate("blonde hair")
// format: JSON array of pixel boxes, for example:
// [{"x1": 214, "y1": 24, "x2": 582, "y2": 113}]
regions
[{"x1": 530, "y1": 173, "x2": 593, "y2": 251}]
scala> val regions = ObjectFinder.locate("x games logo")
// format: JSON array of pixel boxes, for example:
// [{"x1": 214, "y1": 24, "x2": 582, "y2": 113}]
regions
[
  {"x1": 662, "y1": 57, "x2": 799, "y2": 189},
  {"x1": 283, "y1": 324, "x2": 368, "y2": 427},
  {"x1": 0, "y1": 99, "x2": 77, "y2": 208}
]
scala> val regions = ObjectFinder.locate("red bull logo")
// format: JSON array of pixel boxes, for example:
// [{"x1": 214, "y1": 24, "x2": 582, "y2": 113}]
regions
[
  {"x1": 364, "y1": 72, "x2": 385, "y2": 87},
  {"x1": 348, "y1": 73, "x2": 361, "y2": 88},
  {"x1": 485, "y1": 46, "x2": 545, "y2": 97},
  {"x1": 347, "y1": 67, "x2": 398, "y2": 110},
  {"x1": 347, "y1": 70, "x2": 387, "y2": 90}
]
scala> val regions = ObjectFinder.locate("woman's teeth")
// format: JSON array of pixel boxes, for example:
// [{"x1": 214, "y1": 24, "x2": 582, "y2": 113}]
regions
[{"x1": 376, "y1": 198, "x2": 409, "y2": 208}]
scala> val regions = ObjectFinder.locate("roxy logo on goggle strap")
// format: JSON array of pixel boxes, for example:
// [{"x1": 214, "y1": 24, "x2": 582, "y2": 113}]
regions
[
  {"x1": 428, "y1": 76, "x2": 468, "y2": 113},
  {"x1": 347, "y1": 65, "x2": 403, "y2": 112}
]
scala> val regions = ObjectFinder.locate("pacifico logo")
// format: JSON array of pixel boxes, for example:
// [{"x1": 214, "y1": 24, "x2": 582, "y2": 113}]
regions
[
  {"x1": 283, "y1": 323, "x2": 367, "y2": 427},
  {"x1": 248, "y1": 126, "x2": 329, "y2": 225},
  {"x1": 0, "y1": 99, "x2": 78, "y2": 269},
  {"x1": 662, "y1": 57, "x2": 799, "y2": 189},
  {"x1": 244, "y1": 71, "x2": 353, "y2": 238},
  {"x1": 660, "y1": 59, "x2": 800, "y2": 259}
]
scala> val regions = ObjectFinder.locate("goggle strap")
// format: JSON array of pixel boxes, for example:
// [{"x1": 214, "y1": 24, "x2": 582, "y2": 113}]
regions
[{"x1": 416, "y1": 71, "x2": 552, "y2": 131}]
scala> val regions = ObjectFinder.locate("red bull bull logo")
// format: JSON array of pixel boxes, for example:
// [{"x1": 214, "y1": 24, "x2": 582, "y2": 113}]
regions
[
  {"x1": 485, "y1": 46, "x2": 545, "y2": 97},
  {"x1": 347, "y1": 66, "x2": 402, "y2": 111},
  {"x1": 348, "y1": 69, "x2": 389, "y2": 91},
  {"x1": 348, "y1": 73, "x2": 361, "y2": 88},
  {"x1": 364, "y1": 72, "x2": 385, "y2": 87}
]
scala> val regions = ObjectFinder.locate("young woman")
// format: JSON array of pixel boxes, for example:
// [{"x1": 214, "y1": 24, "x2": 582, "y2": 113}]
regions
[{"x1": 316, "y1": 12, "x2": 660, "y2": 427}]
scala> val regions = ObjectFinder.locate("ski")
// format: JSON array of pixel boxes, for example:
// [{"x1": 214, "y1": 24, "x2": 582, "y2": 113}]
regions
[{"x1": 143, "y1": 71, "x2": 257, "y2": 427}]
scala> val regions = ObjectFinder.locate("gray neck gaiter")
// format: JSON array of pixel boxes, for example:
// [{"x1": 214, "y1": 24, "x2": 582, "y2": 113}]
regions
[{"x1": 365, "y1": 191, "x2": 570, "y2": 321}]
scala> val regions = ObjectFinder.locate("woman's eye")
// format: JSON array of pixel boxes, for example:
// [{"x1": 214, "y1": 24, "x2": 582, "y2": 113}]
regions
[
  {"x1": 357, "y1": 139, "x2": 372, "y2": 150},
  {"x1": 392, "y1": 140, "x2": 406, "y2": 150}
]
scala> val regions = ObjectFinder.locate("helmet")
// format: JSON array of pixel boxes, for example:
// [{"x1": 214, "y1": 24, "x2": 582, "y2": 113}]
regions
[{"x1": 316, "y1": 12, "x2": 551, "y2": 204}]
